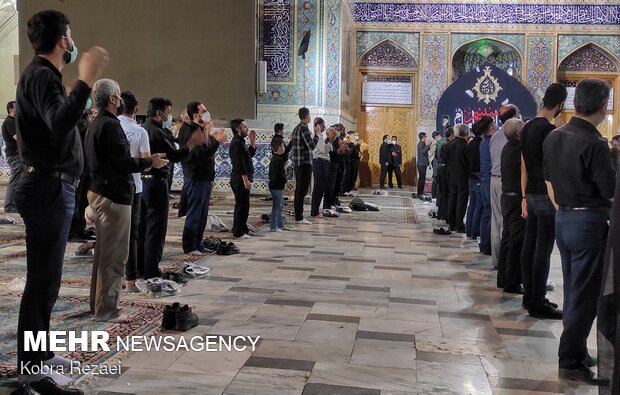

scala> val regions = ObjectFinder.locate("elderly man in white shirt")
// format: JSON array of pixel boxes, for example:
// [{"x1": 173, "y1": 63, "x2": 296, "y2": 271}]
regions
[
  {"x1": 311, "y1": 120, "x2": 336, "y2": 217},
  {"x1": 117, "y1": 91, "x2": 151, "y2": 292}
]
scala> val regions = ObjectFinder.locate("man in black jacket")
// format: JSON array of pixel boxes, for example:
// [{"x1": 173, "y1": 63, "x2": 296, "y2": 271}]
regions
[
  {"x1": 465, "y1": 126, "x2": 483, "y2": 239},
  {"x1": 140, "y1": 98, "x2": 202, "y2": 279},
  {"x1": 389, "y1": 135, "x2": 404, "y2": 189},
  {"x1": 229, "y1": 119, "x2": 257, "y2": 238},
  {"x1": 14, "y1": 10, "x2": 108, "y2": 391},
  {"x1": 85, "y1": 79, "x2": 167, "y2": 322},
  {"x1": 416, "y1": 133, "x2": 430, "y2": 195},
  {"x1": 379, "y1": 135, "x2": 391, "y2": 189},
  {"x1": 445, "y1": 124, "x2": 470, "y2": 233},
  {"x1": 347, "y1": 131, "x2": 361, "y2": 193},
  {"x1": 2, "y1": 100, "x2": 19, "y2": 224}
]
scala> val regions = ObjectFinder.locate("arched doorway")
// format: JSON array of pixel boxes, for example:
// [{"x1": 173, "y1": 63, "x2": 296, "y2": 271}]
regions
[
  {"x1": 357, "y1": 40, "x2": 418, "y2": 187},
  {"x1": 556, "y1": 44, "x2": 619, "y2": 139},
  {"x1": 452, "y1": 39, "x2": 523, "y2": 83}
]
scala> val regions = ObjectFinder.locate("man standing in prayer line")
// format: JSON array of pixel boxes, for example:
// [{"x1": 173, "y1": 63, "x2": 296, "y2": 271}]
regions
[
  {"x1": 445, "y1": 123, "x2": 470, "y2": 233},
  {"x1": 291, "y1": 107, "x2": 319, "y2": 224},
  {"x1": 229, "y1": 119, "x2": 257, "y2": 238},
  {"x1": 544, "y1": 78, "x2": 614, "y2": 387},
  {"x1": 14, "y1": 10, "x2": 108, "y2": 392}
]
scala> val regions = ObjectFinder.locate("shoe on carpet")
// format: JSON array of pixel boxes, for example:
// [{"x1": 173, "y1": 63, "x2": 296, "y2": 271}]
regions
[
  {"x1": 322, "y1": 209, "x2": 339, "y2": 218},
  {"x1": 163, "y1": 272, "x2": 188, "y2": 285},
  {"x1": 296, "y1": 219, "x2": 312, "y2": 225},
  {"x1": 124, "y1": 284, "x2": 141, "y2": 294},
  {"x1": 202, "y1": 236, "x2": 222, "y2": 251},
  {"x1": 161, "y1": 302, "x2": 180, "y2": 329},
  {"x1": 270, "y1": 228, "x2": 283, "y2": 232},
  {"x1": 280, "y1": 225, "x2": 293, "y2": 231},
  {"x1": 335, "y1": 206, "x2": 352, "y2": 214},
  {"x1": 217, "y1": 242, "x2": 240, "y2": 255},
  {"x1": 503, "y1": 285, "x2": 525, "y2": 294},
  {"x1": 261, "y1": 214, "x2": 271, "y2": 223},
  {"x1": 239, "y1": 234, "x2": 251, "y2": 239},
  {"x1": 522, "y1": 298, "x2": 558, "y2": 310},
  {"x1": 182, "y1": 263, "x2": 211, "y2": 278},
  {"x1": 432, "y1": 228, "x2": 451, "y2": 236},
  {"x1": 0, "y1": 215, "x2": 18, "y2": 225},
  {"x1": 12, "y1": 377, "x2": 84, "y2": 395},
  {"x1": 187, "y1": 250, "x2": 203, "y2": 256},
  {"x1": 175, "y1": 304, "x2": 199, "y2": 331},
  {"x1": 558, "y1": 364, "x2": 609, "y2": 386},
  {"x1": 528, "y1": 302, "x2": 563, "y2": 320}
]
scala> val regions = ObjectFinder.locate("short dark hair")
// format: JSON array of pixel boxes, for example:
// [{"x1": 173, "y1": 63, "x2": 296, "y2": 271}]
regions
[
  {"x1": 445, "y1": 127, "x2": 454, "y2": 138},
  {"x1": 382, "y1": 134, "x2": 389, "y2": 141},
  {"x1": 121, "y1": 91, "x2": 138, "y2": 115},
  {"x1": 271, "y1": 138, "x2": 283, "y2": 152},
  {"x1": 471, "y1": 122, "x2": 483, "y2": 137},
  {"x1": 147, "y1": 97, "x2": 172, "y2": 118},
  {"x1": 314, "y1": 117, "x2": 325, "y2": 127},
  {"x1": 392, "y1": 135, "x2": 398, "y2": 140},
  {"x1": 6, "y1": 101, "x2": 15, "y2": 113},
  {"x1": 432, "y1": 131, "x2": 440, "y2": 138},
  {"x1": 574, "y1": 78, "x2": 611, "y2": 116},
  {"x1": 274, "y1": 123, "x2": 284, "y2": 133},
  {"x1": 418, "y1": 132, "x2": 426, "y2": 140},
  {"x1": 298, "y1": 107, "x2": 310, "y2": 120},
  {"x1": 230, "y1": 118, "x2": 244, "y2": 135},
  {"x1": 477, "y1": 116, "x2": 495, "y2": 135},
  {"x1": 542, "y1": 83, "x2": 568, "y2": 110},
  {"x1": 499, "y1": 104, "x2": 519, "y2": 124},
  {"x1": 27, "y1": 10, "x2": 70, "y2": 55},
  {"x1": 187, "y1": 101, "x2": 202, "y2": 121}
]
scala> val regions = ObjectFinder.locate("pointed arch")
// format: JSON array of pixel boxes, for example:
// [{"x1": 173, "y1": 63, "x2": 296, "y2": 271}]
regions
[
  {"x1": 558, "y1": 43, "x2": 619, "y2": 73},
  {"x1": 452, "y1": 36, "x2": 523, "y2": 61},
  {"x1": 359, "y1": 39, "x2": 418, "y2": 69}
]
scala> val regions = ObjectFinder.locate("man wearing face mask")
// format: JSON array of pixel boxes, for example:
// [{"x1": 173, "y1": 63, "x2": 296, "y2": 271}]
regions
[
  {"x1": 85, "y1": 79, "x2": 168, "y2": 324},
  {"x1": 229, "y1": 119, "x2": 257, "y2": 238},
  {"x1": 389, "y1": 136, "x2": 403, "y2": 189},
  {"x1": 347, "y1": 131, "x2": 361, "y2": 193},
  {"x1": 180, "y1": 101, "x2": 227, "y2": 254},
  {"x1": 14, "y1": 10, "x2": 109, "y2": 393},
  {"x1": 140, "y1": 98, "x2": 203, "y2": 279}
]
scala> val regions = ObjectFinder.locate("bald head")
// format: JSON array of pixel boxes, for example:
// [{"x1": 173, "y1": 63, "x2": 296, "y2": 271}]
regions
[
  {"x1": 499, "y1": 104, "x2": 520, "y2": 124},
  {"x1": 503, "y1": 118, "x2": 524, "y2": 141}
]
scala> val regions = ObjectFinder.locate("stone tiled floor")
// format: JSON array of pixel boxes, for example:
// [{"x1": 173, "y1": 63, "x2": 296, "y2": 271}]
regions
[{"x1": 0, "y1": 188, "x2": 602, "y2": 394}]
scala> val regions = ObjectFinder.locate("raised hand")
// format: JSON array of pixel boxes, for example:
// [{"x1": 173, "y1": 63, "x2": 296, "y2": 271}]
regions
[{"x1": 79, "y1": 46, "x2": 110, "y2": 87}]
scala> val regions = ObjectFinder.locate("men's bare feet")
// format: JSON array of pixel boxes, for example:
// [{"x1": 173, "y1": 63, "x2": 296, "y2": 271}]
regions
[{"x1": 107, "y1": 314, "x2": 131, "y2": 323}]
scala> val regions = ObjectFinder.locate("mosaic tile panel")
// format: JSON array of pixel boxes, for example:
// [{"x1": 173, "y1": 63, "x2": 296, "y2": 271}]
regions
[
  {"x1": 353, "y1": 3, "x2": 620, "y2": 25},
  {"x1": 526, "y1": 35, "x2": 554, "y2": 106},
  {"x1": 359, "y1": 40, "x2": 418, "y2": 69},
  {"x1": 559, "y1": 44, "x2": 618, "y2": 73},
  {"x1": 324, "y1": 0, "x2": 342, "y2": 107},
  {"x1": 262, "y1": 0, "x2": 294, "y2": 81},
  {"x1": 558, "y1": 34, "x2": 620, "y2": 63},
  {"x1": 420, "y1": 33, "x2": 448, "y2": 120},
  {"x1": 356, "y1": 31, "x2": 419, "y2": 64},
  {"x1": 450, "y1": 34, "x2": 525, "y2": 58}
]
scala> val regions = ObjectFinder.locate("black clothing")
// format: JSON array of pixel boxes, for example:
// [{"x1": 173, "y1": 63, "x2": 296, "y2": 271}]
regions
[
  {"x1": 388, "y1": 163, "x2": 402, "y2": 189},
  {"x1": 417, "y1": 166, "x2": 427, "y2": 196},
  {"x1": 466, "y1": 136, "x2": 482, "y2": 178},
  {"x1": 391, "y1": 144, "x2": 403, "y2": 166},
  {"x1": 501, "y1": 139, "x2": 522, "y2": 194},
  {"x1": 231, "y1": 179, "x2": 251, "y2": 237},
  {"x1": 294, "y1": 164, "x2": 312, "y2": 220},
  {"x1": 2, "y1": 115, "x2": 17, "y2": 156},
  {"x1": 416, "y1": 141, "x2": 430, "y2": 167},
  {"x1": 126, "y1": 192, "x2": 142, "y2": 281},
  {"x1": 271, "y1": 134, "x2": 292, "y2": 160},
  {"x1": 448, "y1": 184, "x2": 468, "y2": 233},
  {"x1": 269, "y1": 154, "x2": 287, "y2": 190},
  {"x1": 229, "y1": 134, "x2": 257, "y2": 183},
  {"x1": 16, "y1": 56, "x2": 90, "y2": 177},
  {"x1": 521, "y1": 117, "x2": 555, "y2": 194},
  {"x1": 543, "y1": 117, "x2": 615, "y2": 208},
  {"x1": 445, "y1": 138, "x2": 469, "y2": 187},
  {"x1": 139, "y1": 177, "x2": 169, "y2": 279},
  {"x1": 611, "y1": 148, "x2": 619, "y2": 173},
  {"x1": 142, "y1": 118, "x2": 190, "y2": 179},
  {"x1": 311, "y1": 158, "x2": 330, "y2": 216},
  {"x1": 324, "y1": 161, "x2": 339, "y2": 208},
  {"x1": 499, "y1": 194, "x2": 525, "y2": 291},
  {"x1": 379, "y1": 142, "x2": 391, "y2": 166},
  {"x1": 184, "y1": 133, "x2": 220, "y2": 181},
  {"x1": 85, "y1": 111, "x2": 153, "y2": 205}
]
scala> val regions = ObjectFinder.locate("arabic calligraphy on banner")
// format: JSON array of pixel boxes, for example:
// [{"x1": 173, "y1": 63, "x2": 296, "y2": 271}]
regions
[
  {"x1": 263, "y1": 0, "x2": 292, "y2": 80},
  {"x1": 362, "y1": 75, "x2": 413, "y2": 105},
  {"x1": 454, "y1": 107, "x2": 500, "y2": 125},
  {"x1": 353, "y1": 3, "x2": 620, "y2": 25}
]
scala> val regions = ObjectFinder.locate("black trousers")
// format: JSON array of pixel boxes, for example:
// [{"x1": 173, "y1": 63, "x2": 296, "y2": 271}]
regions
[
  {"x1": 380, "y1": 164, "x2": 389, "y2": 188},
  {"x1": 125, "y1": 192, "x2": 141, "y2": 282},
  {"x1": 139, "y1": 177, "x2": 169, "y2": 279},
  {"x1": 311, "y1": 158, "x2": 330, "y2": 216},
  {"x1": 417, "y1": 166, "x2": 427, "y2": 195},
  {"x1": 448, "y1": 183, "x2": 468, "y2": 232},
  {"x1": 437, "y1": 165, "x2": 449, "y2": 220},
  {"x1": 335, "y1": 162, "x2": 345, "y2": 195},
  {"x1": 16, "y1": 173, "x2": 76, "y2": 369},
  {"x1": 349, "y1": 160, "x2": 360, "y2": 191},
  {"x1": 388, "y1": 164, "x2": 402, "y2": 188},
  {"x1": 231, "y1": 178, "x2": 251, "y2": 237},
  {"x1": 69, "y1": 174, "x2": 90, "y2": 237},
  {"x1": 324, "y1": 162, "x2": 339, "y2": 209},
  {"x1": 498, "y1": 194, "x2": 525, "y2": 290},
  {"x1": 340, "y1": 161, "x2": 350, "y2": 194},
  {"x1": 294, "y1": 164, "x2": 312, "y2": 221}
]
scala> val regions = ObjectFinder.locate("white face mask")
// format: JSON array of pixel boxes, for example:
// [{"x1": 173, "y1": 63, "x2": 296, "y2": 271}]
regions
[
  {"x1": 201, "y1": 111, "x2": 211, "y2": 123},
  {"x1": 391, "y1": 140, "x2": 396, "y2": 145}
]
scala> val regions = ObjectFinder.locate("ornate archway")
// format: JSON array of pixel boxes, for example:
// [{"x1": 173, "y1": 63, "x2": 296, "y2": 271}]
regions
[
  {"x1": 452, "y1": 39, "x2": 523, "y2": 82},
  {"x1": 359, "y1": 39, "x2": 418, "y2": 69}
]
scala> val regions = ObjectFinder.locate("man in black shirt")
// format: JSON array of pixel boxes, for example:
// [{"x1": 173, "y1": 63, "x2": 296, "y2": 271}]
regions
[
  {"x1": 544, "y1": 79, "x2": 614, "y2": 386},
  {"x1": 140, "y1": 98, "x2": 202, "y2": 279},
  {"x1": 520, "y1": 83, "x2": 567, "y2": 319},
  {"x1": 181, "y1": 103, "x2": 227, "y2": 254},
  {"x1": 390, "y1": 135, "x2": 404, "y2": 189},
  {"x1": 14, "y1": 10, "x2": 109, "y2": 391},
  {"x1": 416, "y1": 133, "x2": 430, "y2": 195},
  {"x1": 445, "y1": 124, "x2": 470, "y2": 233},
  {"x1": 229, "y1": 119, "x2": 257, "y2": 238},
  {"x1": 379, "y1": 134, "x2": 390, "y2": 189},
  {"x1": 346, "y1": 131, "x2": 361, "y2": 193},
  {"x1": 498, "y1": 119, "x2": 525, "y2": 293},
  {"x1": 2, "y1": 100, "x2": 19, "y2": 224},
  {"x1": 271, "y1": 122, "x2": 292, "y2": 160},
  {"x1": 85, "y1": 79, "x2": 166, "y2": 322},
  {"x1": 436, "y1": 128, "x2": 454, "y2": 223},
  {"x1": 465, "y1": 126, "x2": 483, "y2": 239}
]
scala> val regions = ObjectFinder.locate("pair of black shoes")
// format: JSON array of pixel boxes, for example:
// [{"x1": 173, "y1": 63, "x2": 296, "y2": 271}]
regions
[
  {"x1": 162, "y1": 302, "x2": 199, "y2": 331},
  {"x1": 217, "y1": 242, "x2": 240, "y2": 255},
  {"x1": 10, "y1": 377, "x2": 83, "y2": 395},
  {"x1": 433, "y1": 228, "x2": 451, "y2": 235},
  {"x1": 559, "y1": 362, "x2": 609, "y2": 386},
  {"x1": 527, "y1": 300, "x2": 563, "y2": 320},
  {"x1": 162, "y1": 271, "x2": 188, "y2": 285},
  {"x1": 202, "y1": 236, "x2": 222, "y2": 252}
]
